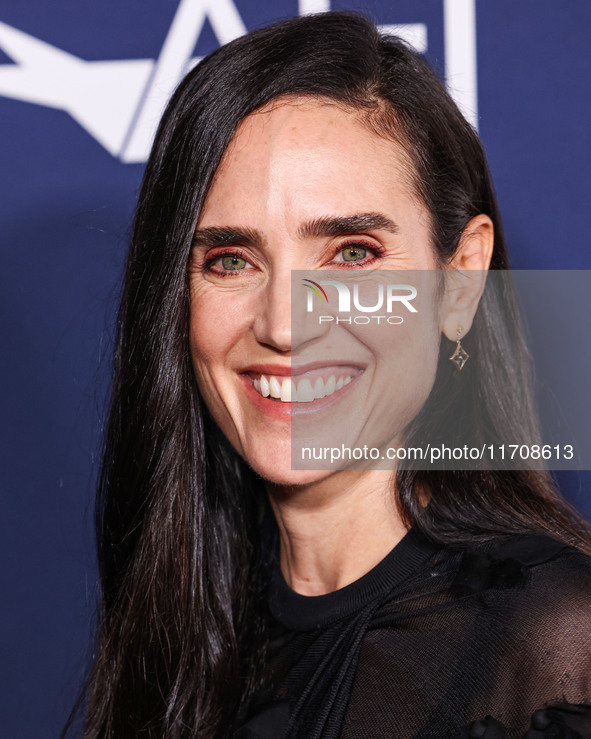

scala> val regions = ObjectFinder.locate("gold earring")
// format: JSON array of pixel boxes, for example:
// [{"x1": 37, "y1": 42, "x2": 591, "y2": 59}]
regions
[{"x1": 449, "y1": 325, "x2": 469, "y2": 371}]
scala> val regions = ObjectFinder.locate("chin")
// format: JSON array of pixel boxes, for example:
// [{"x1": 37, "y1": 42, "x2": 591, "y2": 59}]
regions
[{"x1": 246, "y1": 450, "x2": 334, "y2": 488}]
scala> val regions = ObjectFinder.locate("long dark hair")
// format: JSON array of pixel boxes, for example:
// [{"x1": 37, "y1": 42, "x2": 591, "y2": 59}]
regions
[{"x1": 63, "y1": 11, "x2": 591, "y2": 738}]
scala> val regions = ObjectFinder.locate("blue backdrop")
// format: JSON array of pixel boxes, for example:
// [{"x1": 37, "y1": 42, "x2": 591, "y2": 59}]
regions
[{"x1": 1, "y1": 1, "x2": 590, "y2": 735}]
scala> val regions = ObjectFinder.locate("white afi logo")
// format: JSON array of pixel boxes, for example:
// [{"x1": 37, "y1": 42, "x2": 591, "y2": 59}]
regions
[{"x1": 0, "y1": 0, "x2": 477, "y2": 163}]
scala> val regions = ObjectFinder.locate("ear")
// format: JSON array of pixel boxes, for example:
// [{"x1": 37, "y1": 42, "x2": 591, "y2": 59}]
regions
[{"x1": 441, "y1": 214, "x2": 494, "y2": 341}]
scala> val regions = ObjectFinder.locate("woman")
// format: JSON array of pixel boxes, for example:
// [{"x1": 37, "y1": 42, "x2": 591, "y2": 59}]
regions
[{"x1": 65, "y1": 11, "x2": 591, "y2": 739}]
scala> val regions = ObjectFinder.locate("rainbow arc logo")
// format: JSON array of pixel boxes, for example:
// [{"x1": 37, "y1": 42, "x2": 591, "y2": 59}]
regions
[{"x1": 302, "y1": 278, "x2": 329, "y2": 303}]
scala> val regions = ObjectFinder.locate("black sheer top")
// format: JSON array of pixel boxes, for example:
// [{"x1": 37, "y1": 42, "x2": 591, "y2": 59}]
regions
[{"x1": 233, "y1": 526, "x2": 591, "y2": 738}]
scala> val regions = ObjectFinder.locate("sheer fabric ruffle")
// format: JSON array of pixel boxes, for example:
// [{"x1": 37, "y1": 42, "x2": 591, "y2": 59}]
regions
[{"x1": 233, "y1": 528, "x2": 591, "y2": 738}]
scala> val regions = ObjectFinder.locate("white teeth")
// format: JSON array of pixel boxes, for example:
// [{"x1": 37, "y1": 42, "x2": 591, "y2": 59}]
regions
[
  {"x1": 269, "y1": 375, "x2": 282, "y2": 398},
  {"x1": 297, "y1": 378, "x2": 315, "y2": 402},
  {"x1": 325, "y1": 375, "x2": 336, "y2": 395},
  {"x1": 313, "y1": 377, "x2": 325, "y2": 399},
  {"x1": 259, "y1": 375, "x2": 270, "y2": 397},
  {"x1": 280, "y1": 378, "x2": 294, "y2": 402},
  {"x1": 251, "y1": 372, "x2": 357, "y2": 402}
]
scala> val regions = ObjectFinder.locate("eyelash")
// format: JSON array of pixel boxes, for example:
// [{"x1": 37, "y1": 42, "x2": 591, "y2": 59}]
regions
[
  {"x1": 200, "y1": 240, "x2": 386, "y2": 276},
  {"x1": 331, "y1": 240, "x2": 386, "y2": 268},
  {"x1": 201, "y1": 249, "x2": 251, "y2": 276}
]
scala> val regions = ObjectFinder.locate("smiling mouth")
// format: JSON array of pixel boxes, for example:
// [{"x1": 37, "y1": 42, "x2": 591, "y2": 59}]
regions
[{"x1": 247, "y1": 367, "x2": 362, "y2": 403}]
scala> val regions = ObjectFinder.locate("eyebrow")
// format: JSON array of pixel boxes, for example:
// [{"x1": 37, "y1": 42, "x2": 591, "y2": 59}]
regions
[
  {"x1": 191, "y1": 226, "x2": 260, "y2": 248},
  {"x1": 297, "y1": 213, "x2": 399, "y2": 239},
  {"x1": 191, "y1": 212, "x2": 399, "y2": 248}
]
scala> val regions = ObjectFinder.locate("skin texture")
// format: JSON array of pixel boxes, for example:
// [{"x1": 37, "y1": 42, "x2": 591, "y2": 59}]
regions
[{"x1": 188, "y1": 98, "x2": 493, "y2": 595}]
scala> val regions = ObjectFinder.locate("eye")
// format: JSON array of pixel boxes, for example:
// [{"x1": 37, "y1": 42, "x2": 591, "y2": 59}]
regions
[
  {"x1": 199, "y1": 249, "x2": 254, "y2": 276},
  {"x1": 221, "y1": 254, "x2": 247, "y2": 270},
  {"x1": 341, "y1": 245, "x2": 368, "y2": 262},
  {"x1": 330, "y1": 240, "x2": 385, "y2": 267}
]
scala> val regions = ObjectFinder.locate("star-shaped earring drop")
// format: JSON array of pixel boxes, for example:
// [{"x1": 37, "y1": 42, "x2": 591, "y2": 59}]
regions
[{"x1": 449, "y1": 325, "x2": 469, "y2": 371}]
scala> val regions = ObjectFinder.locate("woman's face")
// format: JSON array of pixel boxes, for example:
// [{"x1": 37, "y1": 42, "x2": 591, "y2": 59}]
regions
[{"x1": 188, "y1": 99, "x2": 443, "y2": 485}]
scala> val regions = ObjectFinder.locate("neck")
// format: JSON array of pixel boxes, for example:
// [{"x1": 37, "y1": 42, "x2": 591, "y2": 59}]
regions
[{"x1": 267, "y1": 470, "x2": 409, "y2": 596}]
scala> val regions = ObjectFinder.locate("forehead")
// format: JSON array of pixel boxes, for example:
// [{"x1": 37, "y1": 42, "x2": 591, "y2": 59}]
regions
[
  {"x1": 198, "y1": 97, "x2": 426, "y2": 232},
  {"x1": 221, "y1": 97, "x2": 413, "y2": 179}
]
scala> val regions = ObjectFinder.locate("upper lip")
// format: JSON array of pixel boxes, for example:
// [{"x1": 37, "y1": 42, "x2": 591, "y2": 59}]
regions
[{"x1": 241, "y1": 361, "x2": 365, "y2": 378}]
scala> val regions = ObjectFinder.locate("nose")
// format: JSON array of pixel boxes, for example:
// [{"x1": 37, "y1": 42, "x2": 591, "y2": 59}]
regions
[
  {"x1": 252, "y1": 269, "x2": 330, "y2": 352},
  {"x1": 252, "y1": 268, "x2": 292, "y2": 352}
]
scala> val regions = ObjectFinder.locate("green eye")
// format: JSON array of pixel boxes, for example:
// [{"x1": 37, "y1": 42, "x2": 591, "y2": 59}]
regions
[
  {"x1": 341, "y1": 245, "x2": 367, "y2": 262},
  {"x1": 221, "y1": 255, "x2": 247, "y2": 270}
]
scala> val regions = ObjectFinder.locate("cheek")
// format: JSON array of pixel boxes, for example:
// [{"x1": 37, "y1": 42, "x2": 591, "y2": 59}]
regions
[
  {"x1": 366, "y1": 319, "x2": 440, "y2": 392},
  {"x1": 188, "y1": 286, "x2": 253, "y2": 388},
  {"x1": 363, "y1": 279, "x2": 442, "y2": 430},
  {"x1": 387, "y1": 280, "x2": 442, "y2": 382},
  {"x1": 358, "y1": 273, "x2": 442, "y2": 362}
]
